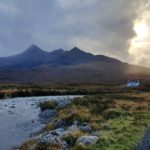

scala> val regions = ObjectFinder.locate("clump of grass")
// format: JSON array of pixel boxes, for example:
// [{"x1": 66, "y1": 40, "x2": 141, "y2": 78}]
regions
[
  {"x1": 103, "y1": 108, "x2": 129, "y2": 120},
  {"x1": 56, "y1": 105, "x2": 91, "y2": 125},
  {"x1": 63, "y1": 130, "x2": 85, "y2": 147},
  {"x1": 44, "y1": 123, "x2": 55, "y2": 132},
  {"x1": 39, "y1": 101, "x2": 58, "y2": 111},
  {"x1": 72, "y1": 95, "x2": 116, "y2": 114},
  {"x1": 17, "y1": 140, "x2": 62, "y2": 150},
  {"x1": 35, "y1": 143, "x2": 61, "y2": 150},
  {"x1": 16, "y1": 139, "x2": 36, "y2": 150},
  {"x1": 73, "y1": 143, "x2": 90, "y2": 150}
]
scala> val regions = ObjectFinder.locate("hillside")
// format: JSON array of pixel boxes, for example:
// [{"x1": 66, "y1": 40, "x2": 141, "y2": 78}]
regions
[{"x1": 0, "y1": 45, "x2": 149, "y2": 84}]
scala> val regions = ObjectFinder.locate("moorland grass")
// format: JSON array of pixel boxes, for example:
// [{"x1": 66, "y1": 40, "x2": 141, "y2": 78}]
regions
[
  {"x1": 17, "y1": 92, "x2": 150, "y2": 150},
  {"x1": 58, "y1": 92, "x2": 150, "y2": 149},
  {"x1": 39, "y1": 101, "x2": 58, "y2": 111}
]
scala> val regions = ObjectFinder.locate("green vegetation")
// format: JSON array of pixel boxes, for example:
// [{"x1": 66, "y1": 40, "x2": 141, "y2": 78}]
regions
[
  {"x1": 63, "y1": 130, "x2": 85, "y2": 147},
  {"x1": 39, "y1": 101, "x2": 58, "y2": 111},
  {"x1": 0, "y1": 83, "x2": 149, "y2": 99},
  {"x1": 15, "y1": 90, "x2": 150, "y2": 150},
  {"x1": 14, "y1": 139, "x2": 36, "y2": 150},
  {"x1": 14, "y1": 139, "x2": 61, "y2": 150},
  {"x1": 54, "y1": 92, "x2": 150, "y2": 149}
]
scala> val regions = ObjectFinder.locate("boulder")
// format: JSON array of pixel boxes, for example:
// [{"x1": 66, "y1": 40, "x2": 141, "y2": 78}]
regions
[
  {"x1": 54, "y1": 119, "x2": 65, "y2": 128},
  {"x1": 39, "y1": 133, "x2": 57, "y2": 144},
  {"x1": 39, "y1": 136, "x2": 68, "y2": 150},
  {"x1": 67, "y1": 125, "x2": 78, "y2": 132},
  {"x1": 80, "y1": 125, "x2": 91, "y2": 133},
  {"x1": 50, "y1": 128, "x2": 65, "y2": 136},
  {"x1": 91, "y1": 131, "x2": 99, "y2": 136},
  {"x1": 56, "y1": 138, "x2": 68, "y2": 150},
  {"x1": 73, "y1": 120, "x2": 79, "y2": 126},
  {"x1": 76, "y1": 136, "x2": 99, "y2": 146}
]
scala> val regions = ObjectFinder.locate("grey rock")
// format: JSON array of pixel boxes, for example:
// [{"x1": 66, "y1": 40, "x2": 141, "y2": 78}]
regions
[
  {"x1": 39, "y1": 133, "x2": 57, "y2": 144},
  {"x1": 76, "y1": 136, "x2": 99, "y2": 146},
  {"x1": 54, "y1": 119, "x2": 65, "y2": 128},
  {"x1": 82, "y1": 123, "x2": 89, "y2": 126},
  {"x1": 10, "y1": 105, "x2": 15, "y2": 108},
  {"x1": 56, "y1": 138, "x2": 68, "y2": 150},
  {"x1": 73, "y1": 120, "x2": 79, "y2": 126},
  {"x1": 50, "y1": 128, "x2": 65, "y2": 136},
  {"x1": 39, "y1": 134, "x2": 68, "y2": 150},
  {"x1": 91, "y1": 131, "x2": 99, "y2": 136},
  {"x1": 80, "y1": 125, "x2": 91, "y2": 133},
  {"x1": 68, "y1": 125, "x2": 78, "y2": 132}
]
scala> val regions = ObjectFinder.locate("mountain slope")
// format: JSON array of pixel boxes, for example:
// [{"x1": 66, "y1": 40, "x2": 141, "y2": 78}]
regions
[
  {"x1": 0, "y1": 45, "x2": 149, "y2": 84},
  {"x1": 0, "y1": 45, "x2": 120, "y2": 69}
]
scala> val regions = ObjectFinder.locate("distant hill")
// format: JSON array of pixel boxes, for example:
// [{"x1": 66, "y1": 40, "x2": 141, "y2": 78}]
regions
[
  {"x1": 0, "y1": 45, "x2": 120, "y2": 69},
  {"x1": 0, "y1": 45, "x2": 149, "y2": 84}
]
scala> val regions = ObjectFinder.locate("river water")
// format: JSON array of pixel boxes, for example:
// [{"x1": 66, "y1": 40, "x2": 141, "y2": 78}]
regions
[{"x1": 0, "y1": 95, "x2": 79, "y2": 150}]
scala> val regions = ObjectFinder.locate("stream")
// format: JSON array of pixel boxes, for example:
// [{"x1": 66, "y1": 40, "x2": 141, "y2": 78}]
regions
[{"x1": 0, "y1": 95, "x2": 80, "y2": 150}]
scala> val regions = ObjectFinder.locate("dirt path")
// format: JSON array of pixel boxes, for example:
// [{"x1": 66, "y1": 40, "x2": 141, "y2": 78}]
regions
[{"x1": 137, "y1": 129, "x2": 150, "y2": 150}]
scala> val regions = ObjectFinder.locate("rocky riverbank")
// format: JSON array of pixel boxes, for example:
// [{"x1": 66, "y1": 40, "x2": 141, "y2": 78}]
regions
[
  {"x1": 16, "y1": 92, "x2": 150, "y2": 150},
  {"x1": 0, "y1": 95, "x2": 81, "y2": 150},
  {"x1": 17, "y1": 100, "x2": 100, "y2": 150}
]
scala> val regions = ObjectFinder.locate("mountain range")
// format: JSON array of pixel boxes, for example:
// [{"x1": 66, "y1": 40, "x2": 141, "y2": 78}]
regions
[{"x1": 0, "y1": 44, "x2": 149, "y2": 84}]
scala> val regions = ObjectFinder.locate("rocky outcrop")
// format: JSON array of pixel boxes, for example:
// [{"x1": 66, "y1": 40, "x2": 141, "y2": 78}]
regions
[
  {"x1": 76, "y1": 135, "x2": 99, "y2": 146},
  {"x1": 36, "y1": 121, "x2": 99, "y2": 150},
  {"x1": 18, "y1": 99, "x2": 99, "y2": 150}
]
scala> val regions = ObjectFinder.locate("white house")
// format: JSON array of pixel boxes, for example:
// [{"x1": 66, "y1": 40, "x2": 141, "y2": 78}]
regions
[{"x1": 126, "y1": 80, "x2": 140, "y2": 87}]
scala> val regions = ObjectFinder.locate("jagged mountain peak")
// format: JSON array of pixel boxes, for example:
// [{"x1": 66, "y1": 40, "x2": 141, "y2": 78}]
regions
[
  {"x1": 0, "y1": 45, "x2": 122, "y2": 69},
  {"x1": 50, "y1": 48, "x2": 64, "y2": 54},
  {"x1": 23, "y1": 44, "x2": 46, "y2": 54},
  {"x1": 71, "y1": 47, "x2": 81, "y2": 51},
  {"x1": 69, "y1": 47, "x2": 86, "y2": 53},
  {"x1": 0, "y1": 45, "x2": 149, "y2": 84}
]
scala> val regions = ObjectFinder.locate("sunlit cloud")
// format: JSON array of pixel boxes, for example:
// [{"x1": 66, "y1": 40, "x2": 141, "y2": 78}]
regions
[
  {"x1": 0, "y1": 0, "x2": 149, "y2": 67},
  {"x1": 129, "y1": 11, "x2": 150, "y2": 67}
]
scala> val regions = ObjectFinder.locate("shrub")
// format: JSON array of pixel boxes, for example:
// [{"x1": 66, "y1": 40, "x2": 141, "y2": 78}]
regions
[
  {"x1": 73, "y1": 143, "x2": 89, "y2": 150},
  {"x1": 44, "y1": 123, "x2": 55, "y2": 131},
  {"x1": 35, "y1": 143, "x2": 61, "y2": 150},
  {"x1": 103, "y1": 109, "x2": 127, "y2": 119},
  {"x1": 39, "y1": 101, "x2": 58, "y2": 111},
  {"x1": 57, "y1": 105, "x2": 91, "y2": 125},
  {"x1": 72, "y1": 95, "x2": 115, "y2": 114},
  {"x1": 16, "y1": 139, "x2": 36, "y2": 150},
  {"x1": 63, "y1": 130, "x2": 84, "y2": 147}
]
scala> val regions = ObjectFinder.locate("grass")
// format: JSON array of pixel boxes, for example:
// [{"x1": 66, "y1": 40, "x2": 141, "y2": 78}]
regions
[
  {"x1": 63, "y1": 130, "x2": 85, "y2": 147},
  {"x1": 39, "y1": 101, "x2": 58, "y2": 111},
  {"x1": 1, "y1": 83, "x2": 149, "y2": 99},
  {"x1": 17, "y1": 91, "x2": 150, "y2": 150},
  {"x1": 55, "y1": 105, "x2": 92, "y2": 126},
  {"x1": 13, "y1": 139, "x2": 36, "y2": 150},
  {"x1": 54, "y1": 92, "x2": 150, "y2": 149},
  {"x1": 16, "y1": 141, "x2": 61, "y2": 150},
  {"x1": 90, "y1": 115, "x2": 149, "y2": 150}
]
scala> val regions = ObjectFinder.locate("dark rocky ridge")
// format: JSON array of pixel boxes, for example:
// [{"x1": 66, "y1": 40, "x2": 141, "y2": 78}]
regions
[
  {"x1": 0, "y1": 44, "x2": 149, "y2": 84},
  {"x1": 0, "y1": 45, "x2": 120, "y2": 69}
]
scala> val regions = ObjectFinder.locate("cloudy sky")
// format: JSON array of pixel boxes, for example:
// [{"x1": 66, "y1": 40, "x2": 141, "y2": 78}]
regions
[{"x1": 0, "y1": 0, "x2": 150, "y2": 67}]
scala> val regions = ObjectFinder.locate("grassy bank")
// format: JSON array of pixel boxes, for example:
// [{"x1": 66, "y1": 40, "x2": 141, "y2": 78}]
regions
[
  {"x1": 17, "y1": 91, "x2": 150, "y2": 150},
  {"x1": 0, "y1": 83, "x2": 150, "y2": 99}
]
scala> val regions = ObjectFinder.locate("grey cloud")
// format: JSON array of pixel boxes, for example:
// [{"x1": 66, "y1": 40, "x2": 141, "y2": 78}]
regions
[{"x1": 0, "y1": 0, "x2": 149, "y2": 66}]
